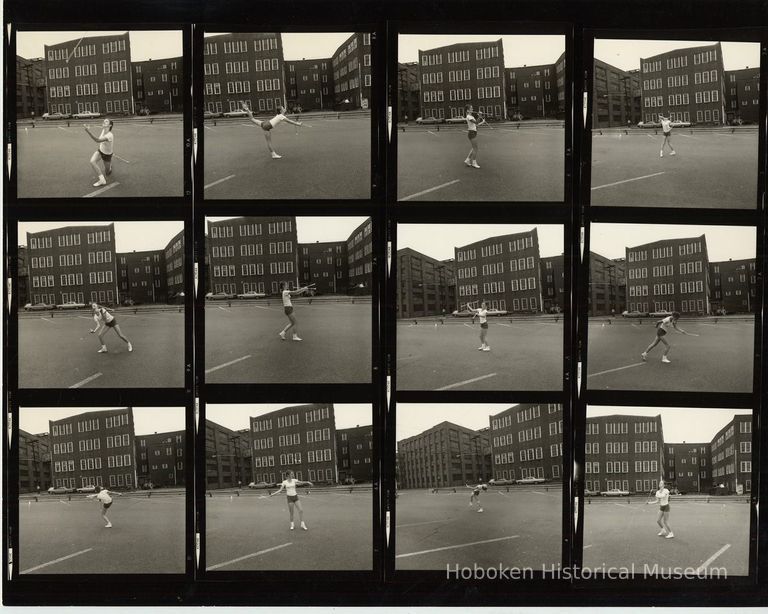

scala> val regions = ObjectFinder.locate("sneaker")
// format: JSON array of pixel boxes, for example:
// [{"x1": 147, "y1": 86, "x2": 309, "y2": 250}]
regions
[
  {"x1": 471, "y1": 161, "x2": 481, "y2": 169},
  {"x1": 657, "y1": 530, "x2": 667, "y2": 536},
  {"x1": 127, "y1": 342, "x2": 133, "y2": 352},
  {"x1": 641, "y1": 352, "x2": 648, "y2": 362},
  {"x1": 477, "y1": 508, "x2": 484, "y2": 513},
  {"x1": 482, "y1": 346, "x2": 490, "y2": 352},
  {"x1": 105, "y1": 522, "x2": 112, "y2": 528},
  {"x1": 659, "y1": 151, "x2": 664, "y2": 158},
  {"x1": 464, "y1": 158, "x2": 472, "y2": 167},
  {"x1": 662, "y1": 356, "x2": 671, "y2": 363},
  {"x1": 292, "y1": 335, "x2": 303, "y2": 342},
  {"x1": 477, "y1": 346, "x2": 485, "y2": 351},
  {"x1": 665, "y1": 532, "x2": 674, "y2": 539},
  {"x1": 290, "y1": 523, "x2": 295, "y2": 531},
  {"x1": 279, "y1": 331, "x2": 286, "y2": 340},
  {"x1": 670, "y1": 151, "x2": 676, "y2": 156},
  {"x1": 271, "y1": 152, "x2": 282, "y2": 159},
  {"x1": 93, "y1": 177, "x2": 107, "y2": 187},
  {"x1": 97, "y1": 346, "x2": 108, "y2": 353},
  {"x1": 301, "y1": 522, "x2": 308, "y2": 531}
]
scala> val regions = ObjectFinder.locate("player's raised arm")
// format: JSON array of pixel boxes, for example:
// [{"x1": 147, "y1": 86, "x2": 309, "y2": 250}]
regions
[
  {"x1": 269, "y1": 483, "x2": 286, "y2": 496},
  {"x1": 297, "y1": 480, "x2": 314, "y2": 488},
  {"x1": 84, "y1": 126, "x2": 110, "y2": 143}
]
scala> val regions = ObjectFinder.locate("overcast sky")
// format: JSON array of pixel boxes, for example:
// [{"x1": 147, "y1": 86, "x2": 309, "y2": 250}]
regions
[
  {"x1": 399, "y1": 35, "x2": 565, "y2": 67},
  {"x1": 588, "y1": 406, "x2": 752, "y2": 443},
  {"x1": 396, "y1": 404, "x2": 528, "y2": 445},
  {"x1": 206, "y1": 217, "x2": 368, "y2": 244},
  {"x1": 206, "y1": 404, "x2": 371, "y2": 431},
  {"x1": 595, "y1": 40, "x2": 760, "y2": 72},
  {"x1": 16, "y1": 31, "x2": 182, "y2": 62},
  {"x1": 19, "y1": 407, "x2": 185, "y2": 436},
  {"x1": 205, "y1": 32, "x2": 356, "y2": 61},
  {"x1": 590, "y1": 224, "x2": 756, "y2": 262},
  {"x1": 398, "y1": 224, "x2": 563, "y2": 261},
  {"x1": 17, "y1": 221, "x2": 183, "y2": 252}
]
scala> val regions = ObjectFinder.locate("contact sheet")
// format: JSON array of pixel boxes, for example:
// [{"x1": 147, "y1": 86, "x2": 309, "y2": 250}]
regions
[{"x1": 2, "y1": 0, "x2": 767, "y2": 607}]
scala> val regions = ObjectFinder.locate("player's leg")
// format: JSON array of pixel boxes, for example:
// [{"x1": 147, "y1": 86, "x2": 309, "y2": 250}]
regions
[
  {"x1": 471, "y1": 138, "x2": 480, "y2": 168},
  {"x1": 103, "y1": 156, "x2": 113, "y2": 177},
  {"x1": 668, "y1": 135, "x2": 676, "y2": 155},
  {"x1": 296, "y1": 499, "x2": 308, "y2": 530},
  {"x1": 280, "y1": 311, "x2": 296, "y2": 336},
  {"x1": 643, "y1": 335, "x2": 660, "y2": 357},
  {"x1": 265, "y1": 131, "x2": 281, "y2": 158},
  {"x1": 113, "y1": 324, "x2": 133, "y2": 352},
  {"x1": 469, "y1": 492, "x2": 475, "y2": 507},
  {"x1": 660, "y1": 337, "x2": 671, "y2": 362},
  {"x1": 481, "y1": 327, "x2": 489, "y2": 350},
  {"x1": 102, "y1": 505, "x2": 111, "y2": 527},
  {"x1": 477, "y1": 494, "x2": 483, "y2": 513},
  {"x1": 90, "y1": 151, "x2": 106, "y2": 185},
  {"x1": 96, "y1": 325, "x2": 109, "y2": 353},
  {"x1": 656, "y1": 509, "x2": 665, "y2": 534},
  {"x1": 287, "y1": 499, "x2": 296, "y2": 529},
  {"x1": 289, "y1": 313, "x2": 302, "y2": 341},
  {"x1": 662, "y1": 510, "x2": 673, "y2": 536}
]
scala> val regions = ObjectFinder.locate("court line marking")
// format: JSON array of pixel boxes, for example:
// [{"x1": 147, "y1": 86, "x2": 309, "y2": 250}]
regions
[
  {"x1": 396, "y1": 355, "x2": 419, "y2": 362},
  {"x1": 205, "y1": 355, "x2": 252, "y2": 374},
  {"x1": 21, "y1": 548, "x2": 94, "y2": 574},
  {"x1": 462, "y1": 323, "x2": 473, "y2": 328},
  {"x1": 695, "y1": 544, "x2": 731, "y2": 574},
  {"x1": 497, "y1": 323, "x2": 511, "y2": 327},
  {"x1": 70, "y1": 372, "x2": 103, "y2": 389},
  {"x1": 613, "y1": 502, "x2": 627, "y2": 508},
  {"x1": 217, "y1": 306, "x2": 230, "y2": 311},
  {"x1": 591, "y1": 172, "x2": 665, "y2": 191},
  {"x1": 57, "y1": 126, "x2": 70, "y2": 131},
  {"x1": 436, "y1": 373, "x2": 497, "y2": 391},
  {"x1": 583, "y1": 544, "x2": 593, "y2": 549},
  {"x1": 397, "y1": 519, "x2": 453, "y2": 528},
  {"x1": 588, "y1": 362, "x2": 645, "y2": 378},
  {"x1": 207, "y1": 542, "x2": 293, "y2": 571},
  {"x1": 396, "y1": 535, "x2": 519, "y2": 559},
  {"x1": 401, "y1": 179, "x2": 461, "y2": 201},
  {"x1": 532, "y1": 490, "x2": 559, "y2": 498},
  {"x1": 204, "y1": 174, "x2": 236, "y2": 190},
  {"x1": 83, "y1": 182, "x2": 120, "y2": 198},
  {"x1": 426, "y1": 130, "x2": 438, "y2": 136},
  {"x1": 40, "y1": 317, "x2": 54, "y2": 323},
  {"x1": 119, "y1": 313, "x2": 169, "y2": 321}
]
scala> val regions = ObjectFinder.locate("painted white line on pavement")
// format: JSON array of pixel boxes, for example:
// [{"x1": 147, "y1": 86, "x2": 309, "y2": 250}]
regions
[
  {"x1": 205, "y1": 355, "x2": 252, "y2": 374},
  {"x1": 207, "y1": 543, "x2": 293, "y2": 570},
  {"x1": 588, "y1": 362, "x2": 645, "y2": 378},
  {"x1": 436, "y1": 373, "x2": 497, "y2": 391},
  {"x1": 695, "y1": 544, "x2": 731, "y2": 574},
  {"x1": 401, "y1": 179, "x2": 460, "y2": 201},
  {"x1": 583, "y1": 544, "x2": 593, "y2": 549},
  {"x1": 83, "y1": 182, "x2": 120, "y2": 198},
  {"x1": 204, "y1": 174, "x2": 236, "y2": 190},
  {"x1": 463, "y1": 323, "x2": 473, "y2": 328},
  {"x1": 397, "y1": 519, "x2": 453, "y2": 529},
  {"x1": 426, "y1": 130, "x2": 438, "y2": 136},
  {"x1": 591, "y1": 172, "x2": 665, "y2": 191},
  {"x1": 497, "y1": 323, "x2": 511, "y2": 327},
  {"x1": 396, "y1": 535, "x2": 519, "y2": 559},
  {"x1": 22, "y1": 548, "x2": 93, "y2": 574},
  {"x1": 40, "y1": 317, "x2": 54, "y2": 323},
  {"x1": 69, "y1": 372, "x2": 103, "y2": 389}
]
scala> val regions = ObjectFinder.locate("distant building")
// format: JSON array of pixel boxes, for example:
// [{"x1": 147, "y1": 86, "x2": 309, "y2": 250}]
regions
[
  {"x1": 346, "y1": 218, "x2": 373, "y2": 294},
  {"x1": 136, "y1": 430, "x2": 185, "y2": 488},
  {"x1": 16, "y1": 55, "x2": 46, "y2": 119},
  {"x1": 592, "y1": 58, "x2": 641, "y2": 128},
  {"x1": 397, "y1": 421, "x2": 491, "y2": 489},
  {"x1": 132, "y1": 56, "x2": 183, "y2": 113},
  {"x1": 710, "y1": 414, "x2": 752, "y2": 493},
  {"x1": 17, "y1": 245, "x2": 29, "y2": 307},
  {"x1": 336, "y1": 425, "x2": 373, "y2": 483},
  {"x1": 19, "y1": 430, "x2": 51, "y2": 493},
  {"x1": 298, "y1": 241, "x2": 348, "y2": 295},
  {"x1": 724, "y1": 67, "x2": 760, "y2": 124},
  {"x1": 540, "y1": 254, "x2": 565, "y2": 313},
  {"x1": 205, "y1": 420, "x2": 252, "y2": 489},
  {"x1": 331, "y1": 33, "x2": 373, "y2": 110},
  {"x1": 117, "y1": 250, "x2": 166, "y2": 304},
  {"x1": 396, "y1": 247, "x2": 456, "y2": 318},
  {"x1": 285, "y1": 58, "x2": 334, "y2": 111},
  {"x1": 506, "y1": 64, "x2": 559, "y2": 119},
  {"x1": 397, "y1": 62, "x2": 420, "y2": 121},
  {"x1": 589, "y1": 252, "x2": 626, "y2": 316},
  {"x1": 164, "y1": 228, "x2": 185, "y2": 301},
  {"x1": 665, "y1": 442, "x2": 711, "y2": 493},
  {"x1": 709, "y1": 258, "x2": 757, "y2": 313}
]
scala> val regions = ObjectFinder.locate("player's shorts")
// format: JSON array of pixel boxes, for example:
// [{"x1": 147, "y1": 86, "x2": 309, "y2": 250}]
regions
[
  {"x1": 103, "y1": 502, "x2": 113, "y2": 510},
  {"x1": 468, "y1": 131, "x2": 478, "y2": 140},
  {"x1": 284, "y1": 306, "x2": 294, "y2": 315},
  {"x1": 104, "y1": 319, "x2": 117, "y2": 328},
  {"x1": 473, "y1": 490, "x2": 481, "y2": 496},
  {"x1": 480, "y1": 322, "x2": 488, "y2": 329},
  {"x1": 660, "y1": 504, "x2": 670, "y2": 512},
  {"x1": 261, "y1": 122, "x2": 273, "y2": 132},
  {"x1": 663, "y1": 131, "x2": 671, "y2": 137},
  {"x1": 99, "y1": 151, "x2": 113, "y2": 162},
  {"x1": 656, "y1": 328, "x2": 667, "y2": 337},
  {"x1": 287, "y1": 494, "x2": 299, "y2": 503}
]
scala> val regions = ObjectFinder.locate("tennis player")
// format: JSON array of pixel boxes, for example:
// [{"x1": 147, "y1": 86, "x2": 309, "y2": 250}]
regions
[
  {"x1": 467, "y1": 482, "x2": 488, "y2": 513},
  {"x1": 242, "y1": 103, "x2": 302, "y2": 159},
  {"x1": 278, "y1": 282, "x2": 313, "y2": 342},
  {"x1": 269, "y1": 471, "x2": 314, "y2": 531},
  {"x1": 466, "y1": 300, "x2": 491, "y2": 351},
  {"x1": 463, "y1": 105, "x2": 487, "y2": 169},
  {"x1": 659, "y1": 114, "x2": 676, "y2": 158},
  {"x1": 647, "y1": 480, "x2": 674, "y2": 538},
  {"x1": 86, "y1": 485, "x2": 122, "y2": 528},
  {"x1": 90, "y1": 302, "x2": 133, "y2": 353},
  {"x1": 641, "y1": 311, "x2": 692, "y2": 363},
  {"x1": 84, "y1": 119, "x2": 115, "y2": 187}
]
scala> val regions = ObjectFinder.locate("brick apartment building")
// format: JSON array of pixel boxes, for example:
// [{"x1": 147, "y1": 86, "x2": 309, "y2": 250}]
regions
[
  {"x1": 540, "y1": 254, "x2": 566, "y2": 313},
  {"x1": 489, "y1": 404, "x2": 564, "y2": 482},
  {"x1": 640, "y1": 42, "x2": 725, "y2": 125},
  {"x1": 336, "y1": 425, "x2": 374, "y2": 483},
  {"x1": 285, "y1": 58, "x2": 334, "y2": 111},
  {"x1": 207, "y1": 216, "x2": 298, "y2": 296},
  {"x1": 585, "y1": 414, "x2": 665, "y2": 495},
  {"x1": 118, "y1": 250, "x2": 166, "y2": 305},
  {"x1": 44, "y1": 32, "x2": 134, "y2": 116},
  {"x1": 397, "y1": 421, "x2": 491, "y2": 489},
  {"x1": 26, "y1": 223, "x2": 118, "y2": 306},
  {"x1": 455, "y1": 228, "x2": 542, "y2": 313},
  {"x1": 396, "y1": 247, "x2": 456, "y2": 318},
  {"x1": 132, "y1": 56, "x2": 183, "y2": 114},
  {"x1": 625, "y1": 235, "x2": 710, "y2": 315},
  {"x1": 19, "y1": 430, "x2": 51, "y2": 493},
  {"x1": 592, "y1": 58, "x2": 642, "y2": 128},
  {"x1": 710, "y1": 258, "x2": 757, "y2": 313},
  {"x1": 250, "y1": 404, "x2": 338, "y2": 485},
  {"x1": 205, "y1": 419, "x2": 252, "y2": 489},
  {"x1": 136, "y1": 430, "x2": 185, "y2": 488},
  {"x1": 665, "y1": 442, "x2": 711, "y2": 494},
  {"x1": 18, "y1": 246, "x2": 29, "y2": 306},
  {"x1": 347, "y1": 217, "x2": 373, "y2": 294},
  {"x1": 418, "y1": 40, "x2": 506, "y2": 120},
  {"x1": 589, "y1": 252, "x2": 627, "y2": 316},
  {"x1": 203, "y1": 32, "x2": 285, "y2": 114},
  {"x1": 507, "y1": 63, "x2": 559, "y2": 119},
  {"x1": 164, "y1": 228, "x2": 185, "y2": 301},
  {"x1": 724, "y1": 67, "x2": 760, "y2": 124},
  {"x1": 710, "y1": 414, "x2": 753, "y2": 493},
  {"x1": 16, "y1": 55, "x2": 46, "y2": 119},
  {"x1": 299, "y1": 241, "x2": 348, "y2": 295},
  {"x1": 49, "y1": 408, "x2": 136, "y2": 490},
  {"x1": 331, "y1": 33, "x2": 373, "y2": 109},
  {"x1": 398, "y1": 62, "x2": 420, "y2": 121}
]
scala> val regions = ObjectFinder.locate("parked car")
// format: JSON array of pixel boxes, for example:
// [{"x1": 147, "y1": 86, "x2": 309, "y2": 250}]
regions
[
  {"x1": 204, "y1": 110, "x2": 223, "y2": 119},
  {"x1": 621, "y1": 310, "x2": 646, "y2": 318},
  {"x1": 637, "y1": 121, "x2": 661, "y2": 128},
  {"x1": 446, "y1": 116, "x2": 466, "y2": 124},
  {"x1": 76, "y1": 485, "x2": 97, "y2": 493},
  {"x1": 671, "y1": 120, "x2": 691, "y2": 128},
  {"x1": 650, "y1": 309, "x2": 673, "y2": 317},
  {"x1": 415, "y1": 116, "x2": 445, "y2": 125},
  {"x1": 248, "y1": 481, "x2": 274, "y2": 489},
  {"x1": 236, "y1": 291, "x2": 267, "y2": 299},
  {"x1": 510, "y1": 112, "x2": 525, "y2": 121},
  {"x1": 488, "y1": 478, "x2": 515, "y2": 486},
  {"x1": 584, "y1": 488, "x2": 601, "y2": 497},
  {"x1": 486, "y1": 309, "x2": 509, "y2": 317},
  {"x1": 205, "y1": 292, "x2": 235, "y2": 300},
  {"x1": 24, "y1": 302, "x2": 55, "y2": 311},
  {"x1": 516, "y1": 477, "x2": 546, "y2": 485},
  {"x1": 222, "y1": 110, "x2": 248, "y2": 118},
  {"x1": 600, "y1": 488, "x2": 630, "y2": 497},
  {"x1": 451, "y1": 309, "x2": 474, "y2": 317},
  {"x1": 73, "y1": 111, "x2": 102, "y2": 119},
  {"x1": 42, "y1": 112, "x2": 71, "y2": 120},
  {"x1": 56, "y1": 301, "x2": 86, "y2": 310},
  {"x1": 48, "y1": 486, "x2": 75, "y2": 494}
]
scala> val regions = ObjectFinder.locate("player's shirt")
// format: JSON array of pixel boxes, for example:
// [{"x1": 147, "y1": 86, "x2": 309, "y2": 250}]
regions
[
  {"x1": 466, "y1": 114, "x2": 477, "y2": 132},
  {"x1": 282, "y1": 479, "x2": 299, "y2": 497},
  {"x1": 282, "y1": 290, "x2": 292, "y2": 307},
  {"x1": 656, "y1": 488, "x2": 670, "y2": 506},
  {"x1": 269, "y1": 113, "x2": 288, "y2": 128},
  {"x1": 95, "y1": 307, "x2": 114, "y2": 324},
  {"x1": 96, "y1": 489, "x2": 113, "y2": 505},
  {"x1": 660, "y1": 118, "x2": 672, "y2": 133},
  {"x1": 659, "y1": 315, "x2": 675, "y2": 332},
  {"x1": 98, "y1": 130, "x2": 114, "y2": 155},
  {"x1": 477, "y1": 308, "x2": 488, "y2": 324}
]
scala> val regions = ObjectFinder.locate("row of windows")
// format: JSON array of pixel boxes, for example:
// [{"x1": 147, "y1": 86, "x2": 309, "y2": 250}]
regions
[
  {"x1": 210, "y1": 221, "x2": 292, "y2": 238},
  {"x1": 586, "y1": 460, "x2": 658, "y2": 474},
  {"x1": 203, "y1": 38, "x2": 279, "y2": 56}
]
